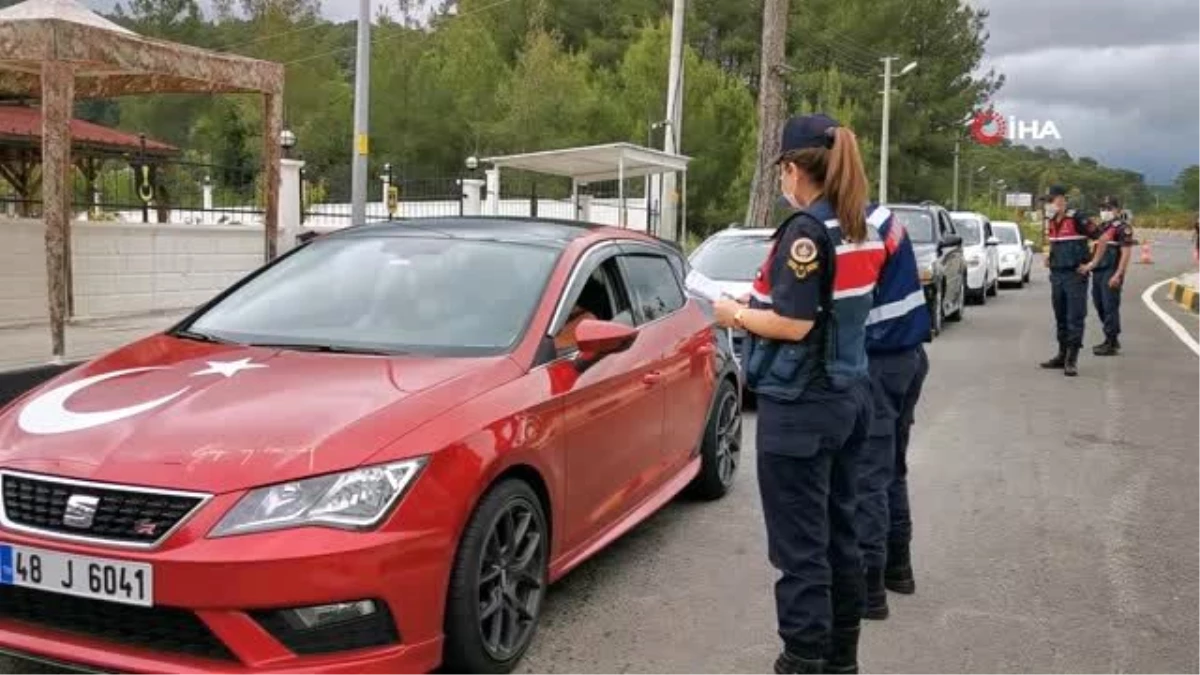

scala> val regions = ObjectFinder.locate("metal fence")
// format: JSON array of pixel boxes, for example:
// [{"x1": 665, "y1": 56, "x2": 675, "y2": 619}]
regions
[
  {"x1": 0, "y1": 156, "x2": 265, "y2": 226},
  {"x1": 301, "y1": 171, "x2": 467, "y2": 228}
]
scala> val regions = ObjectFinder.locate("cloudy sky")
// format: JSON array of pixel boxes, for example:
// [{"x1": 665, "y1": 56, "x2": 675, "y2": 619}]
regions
[
  {"x1": 970, "y1": 0, "x2": 1198, "y2": 184},
  {"x1": 78, "y1": 0, "x2": 1199, "y2": 183}
]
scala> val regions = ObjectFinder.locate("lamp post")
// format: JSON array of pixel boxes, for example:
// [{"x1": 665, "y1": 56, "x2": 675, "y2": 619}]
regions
[
  {"x1": 280, "y1": 128, "x2": 297, "y2": 159},
  {"x1": 879, "y1": 57, "x2": 917, "y2": 204}
]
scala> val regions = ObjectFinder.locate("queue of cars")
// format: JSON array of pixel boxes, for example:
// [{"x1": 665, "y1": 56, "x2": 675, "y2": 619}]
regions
[
  {"x1": 0, "y1": 217, "x2": 742, "y2": 673},
  {"x1": 688, "y1": 202, "x2": 1036, "y2": 342}
]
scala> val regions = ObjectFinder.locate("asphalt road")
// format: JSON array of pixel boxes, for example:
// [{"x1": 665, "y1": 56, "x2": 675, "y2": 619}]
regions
[{"x1": 3, "y1": 236, "x2": 1197, "y2": 674}]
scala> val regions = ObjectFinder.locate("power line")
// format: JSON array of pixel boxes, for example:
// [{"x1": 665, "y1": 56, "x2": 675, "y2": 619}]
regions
[
  {"x1": 218, "y1": 21, "x2": 331, "y2": 53},
  {"x1": 283, "y1": 0, "x2": 517, "y2": 66}
]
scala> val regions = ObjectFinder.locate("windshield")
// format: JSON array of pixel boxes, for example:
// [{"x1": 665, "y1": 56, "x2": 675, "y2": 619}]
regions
[
  {"x1": 185, "y1": 236, "x2": 560, "y2": 356},
  {"x1": 952, "y1": 217, "x2": 983, "y2": 246},
  {"x1": 689, "y1": 235, "x2": 772, "y2": 281},
  {"x1": 994, "y1": 225, "x2": 1020, "y2": 245},
  {"x1": 890, "y1": 208, "x2": 936, "y2": 243}
]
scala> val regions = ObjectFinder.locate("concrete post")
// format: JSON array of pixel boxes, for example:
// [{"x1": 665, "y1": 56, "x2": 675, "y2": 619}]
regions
[
  {"x1": 485, "y1": 168, "x2": 500, "y2": 216},
  {"x1": 278, "y1": 158, "x2": 305, "y2": 252},
  {"x1": 462, "y1": 178, "x2": 485, "y2": 216},
  {"x1": 578, "y1": 195, "x2": 593, "y2": 223},
  {"x1": 202, "y1": 178, "x2": 214, "y2": 212}
]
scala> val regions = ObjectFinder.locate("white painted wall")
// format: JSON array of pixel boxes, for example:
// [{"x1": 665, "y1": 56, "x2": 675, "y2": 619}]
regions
[
  {"x1": 0, "y1": 219, "x2": 49, "y2": 326},
  {"x1": 0, "y1": 219, "x2": 266, "y2": 326},
  {"x1": 71, "y1": 222, "x2": 264, "y2": 319}
]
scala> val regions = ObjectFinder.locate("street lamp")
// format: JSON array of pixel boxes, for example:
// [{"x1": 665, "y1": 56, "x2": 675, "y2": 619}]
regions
[
  {"x1": 465, "y1": 155, "x2": 479, "y2": 172},
  {"x1": 280, "y1": 128, "x2": 297, "y2": 159},
  {"x1": 879, "y1": 57, "x2": 918, "y2": 204}
]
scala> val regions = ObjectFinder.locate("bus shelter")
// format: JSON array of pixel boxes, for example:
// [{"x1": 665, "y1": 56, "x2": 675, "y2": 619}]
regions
[{"x1": 482, "y1": 142, "x2": 691, "y2": 242}]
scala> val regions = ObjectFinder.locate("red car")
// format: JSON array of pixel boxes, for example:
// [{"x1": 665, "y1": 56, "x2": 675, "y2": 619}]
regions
[{"x1": 0, "y1": 218, "x2": 742, "y2": 673}]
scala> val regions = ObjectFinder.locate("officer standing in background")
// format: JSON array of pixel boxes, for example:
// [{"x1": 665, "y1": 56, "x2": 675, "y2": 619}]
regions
[
  {"x1": 713, "y1": 113, "x2": 884, "y2": 674},
  {"x1": 1039, "y1": 185, "x2": 1097, "y2": 377},
  {"x1": 857, "y1": 205, "x2": 931, "y2": 621},
  {"x1": 1090, "y1": 196, "x2": 1134, "y2": 355}
]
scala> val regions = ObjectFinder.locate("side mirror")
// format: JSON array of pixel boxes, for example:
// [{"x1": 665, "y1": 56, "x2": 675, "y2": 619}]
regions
[
  {"x1": 575, "y1": 319, "x2": 637, "y2": 362},
  {"x1": 985, "y1": 236, "x2": 1000, "y2": 246},
  {"x1": 1024, "y1": 239, "x2": 1035, "y2": 248},
  {"x1": 941, "y1": 234, "x2": 963, "y2": 249}
]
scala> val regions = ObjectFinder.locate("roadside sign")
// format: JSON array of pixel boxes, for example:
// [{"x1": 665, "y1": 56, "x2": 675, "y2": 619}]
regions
[
  {"x1": 386, "y1": 185, "x2": 399, "y2": 216},
  {"x1": 1006, "y1": 192, "x2": 1032, "y2": 207}
]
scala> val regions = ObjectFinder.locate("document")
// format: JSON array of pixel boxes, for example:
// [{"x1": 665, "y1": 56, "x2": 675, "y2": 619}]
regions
[{"x1": 685, "y1": 270, "x2": 734, "y2": 303}]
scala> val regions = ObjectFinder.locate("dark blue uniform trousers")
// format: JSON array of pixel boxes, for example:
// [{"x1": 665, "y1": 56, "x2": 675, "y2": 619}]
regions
[
  {"x1": 857, "y1": 346, "x2": 929, "y2": 569},
  {"x1": 1091, "y1": 267, "x2": 1122, "y2": 341},
  {"x1": 756, "y1": 381, "x2": 873, "y2": 658},
  {"x1": 1050, "y1": 269, "x2": 1089, "y2": 348}
]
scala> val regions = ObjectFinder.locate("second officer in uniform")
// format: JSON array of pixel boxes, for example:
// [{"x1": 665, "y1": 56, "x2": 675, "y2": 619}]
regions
[
  {"x1": 1089, "y1": 196, "x2": 1134, "y2": 355},
  {"x1": 714, "y1": 113, "x2": 885, "y2": 674},
  {"x1": 1039, "y1": 185, "x2": 1097, "y2": 376}
]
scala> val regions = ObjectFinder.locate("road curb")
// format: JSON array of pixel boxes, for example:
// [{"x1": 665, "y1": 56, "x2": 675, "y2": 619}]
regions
[{"x1": 1168, "y1": 278, "x2": 1199, "y2": 314}]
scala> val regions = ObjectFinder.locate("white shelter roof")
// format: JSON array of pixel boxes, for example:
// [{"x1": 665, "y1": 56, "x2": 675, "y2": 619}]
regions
[
  {"x1": 0, "y1": 0, "x2": 133, "y2": 34},
  {"x1": 482, "y1": 142, "x2": 690, "y2": 183}
]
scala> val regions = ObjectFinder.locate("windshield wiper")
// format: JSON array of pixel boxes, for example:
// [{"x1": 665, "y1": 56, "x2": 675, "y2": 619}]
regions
[
  {"x1": 246, "y1": 342, "x2": 405, "y2": 356},
  {"x1": 171, "y1": 329, "x2": 233, "y2": 344}
]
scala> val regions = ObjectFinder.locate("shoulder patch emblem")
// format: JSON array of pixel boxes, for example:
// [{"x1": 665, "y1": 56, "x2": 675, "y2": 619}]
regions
[{"x1": 790, "y1": 237, "x2": 818, "y2": 264}]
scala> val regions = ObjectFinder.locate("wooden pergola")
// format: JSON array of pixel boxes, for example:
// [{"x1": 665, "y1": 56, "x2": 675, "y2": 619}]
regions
[{"x1": 0, "y1": 0, "x2": 284, "y2": 360}]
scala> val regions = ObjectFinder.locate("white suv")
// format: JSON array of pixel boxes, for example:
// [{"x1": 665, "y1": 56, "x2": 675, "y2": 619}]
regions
[{"x1": 950, "y1": 211, "x2": 1000, "y2": 304}]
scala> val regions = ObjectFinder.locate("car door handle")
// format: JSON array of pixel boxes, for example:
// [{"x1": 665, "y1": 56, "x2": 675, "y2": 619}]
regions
[{"x1": 642, "y1": 372, "x2": 663, "y2": 386}]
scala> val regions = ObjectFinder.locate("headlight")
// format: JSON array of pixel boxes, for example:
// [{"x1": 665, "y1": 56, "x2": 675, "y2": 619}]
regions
[
  {"x1": 919, "y1": 267, "x2": 933, "y2": 283},
  {"x1": 210, "y1": 458, "x2": 427, "y2": 537},
  {"x1": 1003, "y1": 253, "x2": 1018, "y2": 262}
]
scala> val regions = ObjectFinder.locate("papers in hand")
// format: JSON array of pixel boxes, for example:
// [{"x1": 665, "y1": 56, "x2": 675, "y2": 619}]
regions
[{"x1": 685, "y1": 270, "x2": 733, "y2": 303}]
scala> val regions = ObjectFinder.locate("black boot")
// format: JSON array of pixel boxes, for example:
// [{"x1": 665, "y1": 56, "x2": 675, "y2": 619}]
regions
[
  {"x1": 884, "y1": 540, "x2": 915, "y2": 594},
  {"x1": 775, "y1": 652, "x2": 824, "y2": 674},
  {"x1": 1093, "y1": 339, "x2": 1118, "y2": 356},
  {"x1": 1112, "y1": 337, "x2": 1121, "y2": 350},
  {"x1": 823, "y1": 627, "x2": 861, "y2": 674},
  {"x1": 1064, "y1": 347, "x2": 1079, "y2": 376},
  {"x1": 864, "y1": 567, "x2": 889, "y2": 620},
  {"x1": 1039, "y1": 346, "x2": 1066, "y2": 369}
]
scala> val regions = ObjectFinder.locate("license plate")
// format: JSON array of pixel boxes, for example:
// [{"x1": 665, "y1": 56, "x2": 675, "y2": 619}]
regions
[{"x1": 0, "y1": 543, "x2": 152, "y2": 607}]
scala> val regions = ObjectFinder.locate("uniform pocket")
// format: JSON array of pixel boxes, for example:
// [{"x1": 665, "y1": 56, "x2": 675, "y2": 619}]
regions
[{"x1": 757, "y1": 396, "x2": 854, "y2": 458}]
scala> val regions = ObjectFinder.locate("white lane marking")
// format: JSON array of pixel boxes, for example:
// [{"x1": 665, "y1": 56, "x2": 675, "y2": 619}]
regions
[{"x1": 1141, "y1": 278, "x2": 1199, "y2": 356}]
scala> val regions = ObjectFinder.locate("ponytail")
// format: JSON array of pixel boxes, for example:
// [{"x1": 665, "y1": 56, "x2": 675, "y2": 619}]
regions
[{"x1": 825, "y1": 127, "x2": 869, "y2": 243}]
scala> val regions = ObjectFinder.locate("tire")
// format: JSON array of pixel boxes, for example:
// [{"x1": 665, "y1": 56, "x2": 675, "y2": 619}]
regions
[
  {"x1": 444, "y1": 479, "x2": 548, "y2": 674},
  {"x1": 947, "y1": 275, "x2": 966, "y2": 322},
  {"x1": 928, "y1": 284, "x2": 943, "y2": 337},
  {"x1": 1023, "y1": 267, "x2": 1031, "y2": 284},
  {"x1": 687, "y1": 378, "x2": 742, "y2": 501},
  {"x1": 987, "y1": 276, "x2": 998, "y2": 297}
]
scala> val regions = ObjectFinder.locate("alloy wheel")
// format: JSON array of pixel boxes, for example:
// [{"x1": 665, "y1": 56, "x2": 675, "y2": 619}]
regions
[
  {"x1": 477, "y1": 499, "x2": 546, "y2": 661},
  {"x1": 714, "y1": 388, "x2": 742, "y2": 487}
]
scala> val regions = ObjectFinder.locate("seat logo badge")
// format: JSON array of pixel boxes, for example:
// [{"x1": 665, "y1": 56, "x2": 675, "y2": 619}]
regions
[{"x1": 63, "y1": 495, "x2": 100, "y2": 529}]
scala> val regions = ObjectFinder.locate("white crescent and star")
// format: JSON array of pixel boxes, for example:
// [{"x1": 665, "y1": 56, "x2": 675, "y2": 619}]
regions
[{"x1": 17, "y1": 358, "x2": 267, "y2": 436}]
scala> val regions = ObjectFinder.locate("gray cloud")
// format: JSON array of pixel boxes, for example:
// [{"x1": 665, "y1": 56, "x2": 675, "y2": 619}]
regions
[{"x1": 973, "y1": 0, "x2": 1200, "y2": 184}]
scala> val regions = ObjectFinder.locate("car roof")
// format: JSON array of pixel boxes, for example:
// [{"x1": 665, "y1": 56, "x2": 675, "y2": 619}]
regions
[
  {"x1": 709, "y1": 226, "x2": 775, "y2": 238},
  {"x1": 992, "y1": 221, "x2": 1019, "y2": 228},
  {"x1": 949, "y1": 211, "x2": 985, "y2": 219},
  {"x1": 323, "y1": 216, "x2": 666, "y2": 250}
]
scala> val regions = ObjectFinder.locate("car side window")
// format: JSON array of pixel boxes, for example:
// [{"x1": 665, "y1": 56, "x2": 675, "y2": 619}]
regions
[
  {"x1": 550, "y1": 253, "x2": 634, "y2": 355},
  {"x1": 618, "y1": 253, "x2": 686, "y2": 324}
]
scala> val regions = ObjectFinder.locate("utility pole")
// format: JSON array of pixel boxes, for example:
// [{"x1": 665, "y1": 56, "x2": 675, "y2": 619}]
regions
[
  {"x1": 350, "y1": 0, "x2": 371, "y2": 224},
  {"x1": 744, "y1": 0, "x2": 789, "y2": 229},
  {"x1": 951, "y1": 139, "x2": 961, "y2": 210},
  {"x1": 879, "y1": 56, "x2": 894, "y2": 205},
  {"x1": 659, "y1": 0, "x2": 686, "y2": 242}
]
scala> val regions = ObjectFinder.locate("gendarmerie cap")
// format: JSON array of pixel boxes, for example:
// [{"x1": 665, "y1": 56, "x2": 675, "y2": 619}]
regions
[{"x1": 775, "y1": 113, "x2": 840, "y2": 163}]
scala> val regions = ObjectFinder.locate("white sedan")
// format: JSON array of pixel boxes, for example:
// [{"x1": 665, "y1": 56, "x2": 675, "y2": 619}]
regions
[{"x1": 992, "y1": 220, "x2": 1034, "y2": 287}]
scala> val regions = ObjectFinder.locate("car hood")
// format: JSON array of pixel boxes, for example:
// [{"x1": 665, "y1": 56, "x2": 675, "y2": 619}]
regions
[
  {"x1": 997, "y1": 244, "x2": 1025, "y2": 256},
  {"x1": 0, "y1": 334, "x2": 518, "y2": 493}
]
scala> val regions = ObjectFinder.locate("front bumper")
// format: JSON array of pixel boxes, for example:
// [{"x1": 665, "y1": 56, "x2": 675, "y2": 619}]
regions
[
  {"x1": 998, "y1": 257, "x2": 1024, "y2": 280},
  {"x1": 0, "y1": 498, "x2": 450, "y2": 673},
  {"x1": 966, "y1": 263, "x2": 987, "y2": 291}
]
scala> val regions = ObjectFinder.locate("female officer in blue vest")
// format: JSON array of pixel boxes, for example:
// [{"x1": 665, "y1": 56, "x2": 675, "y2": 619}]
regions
[{"x1": 714, "y1": 113, "x2": 886, "y2": 674}]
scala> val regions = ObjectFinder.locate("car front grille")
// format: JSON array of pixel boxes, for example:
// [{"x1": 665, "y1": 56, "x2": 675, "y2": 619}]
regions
[
  {"x1": 0, "y1": 585, "x2": 235, "y2": 662},
  {"x1": 0, "y1": 471, "x2": 206, "y2": 547}
]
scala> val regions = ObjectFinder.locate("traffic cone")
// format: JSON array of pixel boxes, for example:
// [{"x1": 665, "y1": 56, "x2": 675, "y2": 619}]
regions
[{"x1": 1138, "y1": 240, "x2": 1154, "y2": 264}]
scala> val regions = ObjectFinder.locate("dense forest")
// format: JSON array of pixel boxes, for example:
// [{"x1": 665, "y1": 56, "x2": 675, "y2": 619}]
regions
[{"x1": 3, "y1": 0, "x2": 1193, "y2": 233}]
